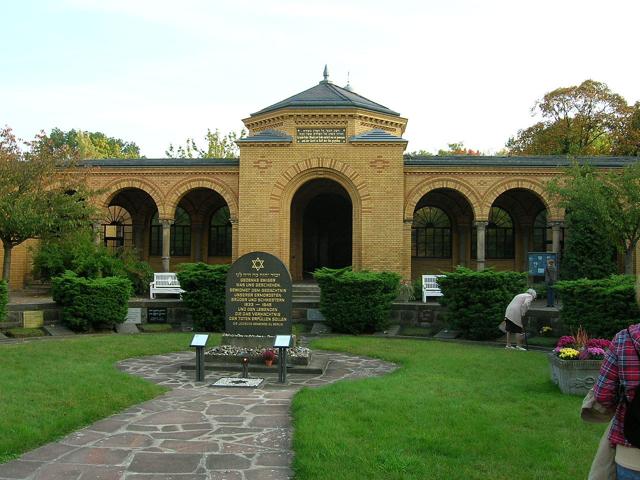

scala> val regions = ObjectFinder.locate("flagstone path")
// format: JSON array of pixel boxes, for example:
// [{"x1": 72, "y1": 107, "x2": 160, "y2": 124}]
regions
[{"x1": 0, "y1": 350, "x2": 395, "y2": 480}]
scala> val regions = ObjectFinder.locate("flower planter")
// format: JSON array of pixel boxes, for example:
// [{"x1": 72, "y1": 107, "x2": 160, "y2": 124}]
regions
[{"x1": 548, "y1": 353, "x2": 603, "y2": 396}]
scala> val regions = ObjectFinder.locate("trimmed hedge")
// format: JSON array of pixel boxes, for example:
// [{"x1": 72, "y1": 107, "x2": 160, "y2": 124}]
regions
[
  {"x1": 0, "y1": 280, "x2": 7, "y2": 322},
  {"x1": 177, "y1": 263, "x2": 229, "y2": 332},
  {"x1": 314, "y1": 267, "x2": 401, "y2": 334},
  {"x1": 52, "y1": 272, "x2": 132, "y2": 332},
  {"x1": 555, "y1": 275, "x2": 640, "y2": 338},
  {"x1": 437, "y1": 267, "x2": 528, "y2": 340}
]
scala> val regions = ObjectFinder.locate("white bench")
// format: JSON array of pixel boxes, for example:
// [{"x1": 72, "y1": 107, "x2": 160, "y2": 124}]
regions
[
  {"x1": 150, "y1": 273, "x2": 185, "y2": 299},
  {"x1": 422, "y1": 274, "x2": 445, "y2": 302}
]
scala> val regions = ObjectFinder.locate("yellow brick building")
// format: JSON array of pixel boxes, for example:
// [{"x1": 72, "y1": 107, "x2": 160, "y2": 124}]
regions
[{"x1": 2, "y1": 70, "x2": 638, "y2": 289}]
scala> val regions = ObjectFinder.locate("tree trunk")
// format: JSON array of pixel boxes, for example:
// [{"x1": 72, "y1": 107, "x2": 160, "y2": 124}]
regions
[
  {"x1": 625, "y1": 247, "x2": 634, "y2": 275},
  {"x1": 2, "y1": 241, "x2": 12, "y2": 283}
]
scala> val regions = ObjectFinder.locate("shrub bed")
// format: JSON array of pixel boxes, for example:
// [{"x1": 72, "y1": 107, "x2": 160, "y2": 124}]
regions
[
  {"x1": 140, "y1": 323, "x2": 173, "y2": 333},
  {"x1": 177, "y1": 263, "x2": 229, "y2": 332},
  {"x1": 314, "y1": 267, "x2": 400, "y2": 334},
  {"x1": 437, "y1": 267, "x2": 528, "y2": 340},
  {"x1": 5, "y1": 327, "x2": 45, "y2": 338},
  {"x1": 32, "y1": 230, "x2": 153, "y2": 295},
  {"x1": 0, "y1": 280, "x2": 7, "y2": 322},
  {"x1": 52, "y1": 272, "x2": 132, "y2": 332},
  {"x1": 555, "y1": 275, "x2": 640, "y2": 338}
]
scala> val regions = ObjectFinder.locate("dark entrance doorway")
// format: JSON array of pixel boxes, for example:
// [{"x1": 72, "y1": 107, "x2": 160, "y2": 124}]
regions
[
  {"x1": 303, "y1": 193, "x2": 352, "y2": 274},
  {"x1": 290, "y1": 179, "x2": 352, "y2": 279}
]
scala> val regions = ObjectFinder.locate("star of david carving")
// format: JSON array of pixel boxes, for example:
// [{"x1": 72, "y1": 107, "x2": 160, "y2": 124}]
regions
[{"x1": 251, "y1": 257, "x2": 265, "y2": 271}]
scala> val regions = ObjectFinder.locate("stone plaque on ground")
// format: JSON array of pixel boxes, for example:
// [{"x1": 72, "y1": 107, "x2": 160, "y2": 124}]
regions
[
  {"x1": 310, "y1": 322, "x2": 330, "y2": 335},
  {"x1": 116, "y1": 323, "x2": 139, "y2": 334},
  {"x1": 226, "y1": 251, "x2": 292, "y2": 335},
  {"x1": 434, "y1": 329, "x2": 460, "y2": 339},
  {"x1": 125, "y1": 308, "x2": 142, "y2": 324},
  {"x1": 211, "y1": 377, "x2": 264, "y2": 388},
  {"x1": 23, "y1": 311, "x2": 44, "y2": 328}
]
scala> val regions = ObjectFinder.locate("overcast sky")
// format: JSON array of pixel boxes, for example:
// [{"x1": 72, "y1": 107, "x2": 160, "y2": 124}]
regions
[{"x1": 2, "y1": 0, "x2": 639, "y2": 157}]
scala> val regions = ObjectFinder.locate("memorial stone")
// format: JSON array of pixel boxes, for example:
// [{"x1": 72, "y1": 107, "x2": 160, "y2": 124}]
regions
[{"x1": 225, "y1": 251, "x2": 292, "y2": 335}]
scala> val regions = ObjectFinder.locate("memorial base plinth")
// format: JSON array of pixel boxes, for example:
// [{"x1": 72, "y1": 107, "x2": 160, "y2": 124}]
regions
[{"x1": 221, "y1": 333, "x2": 297, "y2": 349}]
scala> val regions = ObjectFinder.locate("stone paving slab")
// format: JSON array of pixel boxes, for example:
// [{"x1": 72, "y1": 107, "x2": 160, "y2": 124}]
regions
[{"x1": 0, "y1": 349, "x2": 395, "y2": 479}]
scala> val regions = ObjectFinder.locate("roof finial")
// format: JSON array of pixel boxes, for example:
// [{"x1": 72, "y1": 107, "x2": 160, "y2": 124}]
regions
[
  {"x1": 344, "y1": 71, "x2": 352, "y2": 91},
  {"x1": 323, "y1": 64, "x2": 329, "y2": 81}
]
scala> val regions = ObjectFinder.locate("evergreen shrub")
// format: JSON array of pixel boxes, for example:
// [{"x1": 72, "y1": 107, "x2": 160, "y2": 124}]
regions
[
  {"x1": 0, "y1": 280, "x2": 7, "y2": 322},
  {"x1": 32, "y1": 230, "x2": 153, "y2": 295},
  {"x1": 437, "y1": 267, "x2": 528, "y2": 340},
  {"x1": 52, "y1": 272, "x2": 132, "y2": 332},
  {"x1": 314, "y1": 267, "x2": 401, "y2": 334},
  {"x1": 555, "y1": 275, "x2": 640, "y2": 338},
  {"x1": 177, "y1": 263, "x2": 229, "y2": 332},
  {"x1": 561, "y1": 207, "x2": 617, "y2": 280}
]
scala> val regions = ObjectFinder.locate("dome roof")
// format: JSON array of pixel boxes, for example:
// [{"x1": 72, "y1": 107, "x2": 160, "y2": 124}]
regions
[{"x1": 251, "y1": 67, "x2": 399, "y2": 117}]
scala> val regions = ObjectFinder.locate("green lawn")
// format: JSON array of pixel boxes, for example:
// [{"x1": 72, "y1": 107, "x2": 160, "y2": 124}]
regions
[
  {"x1": 0, "y1": 334, "x2": 605, "y2": 478},
  {"x1": 0, "y1": 333, "x2": 206, "y2": 463},
  {"x1": 292, "y1": 337, "x2": 604, "y2": 480}
]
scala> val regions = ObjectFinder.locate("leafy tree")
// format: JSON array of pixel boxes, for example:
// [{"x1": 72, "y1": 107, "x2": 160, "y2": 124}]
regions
[
  {"x1": 44, "y1": 128, "x2": 141, "y2": 159},
  {"x1": 549, "y1": 161, "x2": 640, "y2": 276},
  {"x1": 166, "y1": 129, "x2": 246, "y2": 158},
  {"x1": 507, "y1": 80, "x2": 636, "y2": 155},
  {"x1": 0, "y1": 126, "x2": 96, "y2": 283},
  {"x1": 437, "y1": 142, "x2": 482, "y2": 156},
  {"x1": 612, "y1": 102, "x2": 640, "y2": 156}
]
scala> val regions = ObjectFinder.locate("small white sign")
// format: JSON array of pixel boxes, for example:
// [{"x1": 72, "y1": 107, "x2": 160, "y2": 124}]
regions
[
  {"x1": 190, "y1": 334, "x2": 209, "y2": 347},
  {"x1": 274, "y1": 335, "x2": 292, "y2": 348}
]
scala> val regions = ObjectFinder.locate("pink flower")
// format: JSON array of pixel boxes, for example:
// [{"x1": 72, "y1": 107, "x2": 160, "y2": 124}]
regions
[
  {"x1": 587, "y1": 338, "x2": 612, "y2": 350},
  {"x1": 587, "y1": 347, "x2": 606, "y2": 359},
  {"x1": 556, "y1": 336, "x2": 576, "y2": 349}
]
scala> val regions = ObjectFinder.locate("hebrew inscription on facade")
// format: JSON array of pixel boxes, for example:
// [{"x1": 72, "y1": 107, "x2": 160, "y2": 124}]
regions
[{"x1": 296, "y1": 128, "x2": 346, "y2": 144}]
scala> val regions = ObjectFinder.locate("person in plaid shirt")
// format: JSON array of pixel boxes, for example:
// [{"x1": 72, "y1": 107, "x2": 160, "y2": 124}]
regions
[{"x1": 594, "y1": 323, "x2": 640, "y2": 479}]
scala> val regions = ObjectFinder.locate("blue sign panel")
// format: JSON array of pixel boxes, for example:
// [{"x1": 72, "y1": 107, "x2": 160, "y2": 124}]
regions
[{"x1": 528, "y1": 252, "x2": 558, "y2": 276}]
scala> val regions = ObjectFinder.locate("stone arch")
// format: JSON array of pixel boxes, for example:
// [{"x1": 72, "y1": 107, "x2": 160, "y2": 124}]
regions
[
  {"x1": 269, "y1": 157, "x2": 372, "y2": 214},
  {"x1": 404, "y1": 177, "x2": 482, "y2": 221},
  {"x1": 482, "y1": 178, "x2": 561, "y2": 219},
  {"x1": 98, "y1": 178, "x2": 164, "y2": 216},
  {"x1": 165, "y1": 177, "x2": 239, "y2": 221},
  {"x1": 274, "y1": 158, "x2": 368, "y2": 272}
]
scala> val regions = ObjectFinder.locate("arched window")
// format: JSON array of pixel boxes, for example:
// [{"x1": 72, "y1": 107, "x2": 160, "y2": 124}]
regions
[
  {"x1": 149, "y1": 207, "x2": 191, "y2": 256},
  {"x1": 486, "y1": 207, "x2": 514, "y2": 258},
  {"x1": 533, "y1": 210, "x2": 549, "y2": 252},
  {"x1": 472, "y1": 207, "x2": 515, "y2": 259},
  {"x1": 411, "y1": 206, "x2": 452, "y2": 258},
  {"x1": 102, "y1": 206, "x2": 132, "y2": 252},
  {"x1": 208, "y1": 206, "x2": 232, "y2": 256}
]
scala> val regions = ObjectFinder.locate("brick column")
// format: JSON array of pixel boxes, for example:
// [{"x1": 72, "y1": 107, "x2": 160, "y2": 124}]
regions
[
  {"x1": 551, "y1": 221, "x2": 563, "y2": 255},
  {"x1": 161, "y1": 219, "x2": 173, "y2": 272},
  {"x1": 403, "y1": 218, "x2": 413, "y2": 280},
  {"x1": 475, "y1": 221, "x2": 488, "y2": 271}
]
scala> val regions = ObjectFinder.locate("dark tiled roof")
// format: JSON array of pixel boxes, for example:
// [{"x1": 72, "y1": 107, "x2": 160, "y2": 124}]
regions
[
  {"x1": 252, "y1": 80, "x2": 399, "y2": 117},
  {"x1": 236, "y1": 129, "x2": 292, "y2": 143},
  {"x1": 403, "y1": 155, "x2": 640, "y2": 168},
  {"x1": 350, "y1": 129, "x2": 406, "y2": 143},
  {"x1": 79, "y1": 158, "x2": 239, "y2": 167}
]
